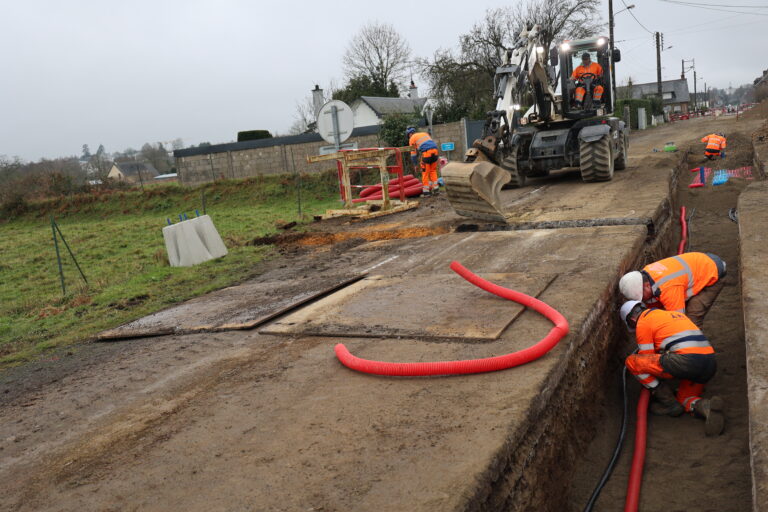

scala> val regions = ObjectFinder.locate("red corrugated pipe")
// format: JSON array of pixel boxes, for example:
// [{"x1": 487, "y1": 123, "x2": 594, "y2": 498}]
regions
[
  {"x1": 334, "y1": 261, "x2": 569, "y2": 377},
  {"x1": 624, "y1": 205, "x2": 688, "y2": 511}
]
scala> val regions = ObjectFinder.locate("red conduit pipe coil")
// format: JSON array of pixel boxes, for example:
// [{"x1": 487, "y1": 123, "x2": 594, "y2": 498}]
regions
[
  {"x1": 624, "y1": 205, "x2": 688, "y2": 511},
  {"x1": 359, "y1": 175, "x2": 417, "y2": 198},
  {"x1": 334, "y1": 261, "x2": 569, "y2": 377},
  {"x1": 352, "y1": 183, "x2": 423, "y2": 203},
  {"x1": 356, "y1": 178, "x2": 421, "y2": 200}
]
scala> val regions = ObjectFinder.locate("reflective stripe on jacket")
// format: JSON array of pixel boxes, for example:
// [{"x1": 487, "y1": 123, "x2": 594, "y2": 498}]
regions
[
  {"x1": 701, "y1": 134, "x2": 726, "y2": 153},
  {"x1": 642, "y1": 252, "x2": 721, "y2": 312},
  {"x1": 571, "y1": 61, "x2": 603, "y2": 80},
  {"x1": 635, "y1": 308, "x2": 714, "y2": 356},
  {"x1": 409, "y1": 132, "x2": 438, "y2": 156}
]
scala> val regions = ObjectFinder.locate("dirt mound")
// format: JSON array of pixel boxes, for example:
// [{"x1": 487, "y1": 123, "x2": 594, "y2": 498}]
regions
[{"x1": 250, "y1": 225, "x2": 451, "y2": 248}]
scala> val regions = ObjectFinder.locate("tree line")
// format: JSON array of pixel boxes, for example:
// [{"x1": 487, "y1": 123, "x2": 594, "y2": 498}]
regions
[{"x1": 290, "y1": 0, "x2": 602, "y2": 134}]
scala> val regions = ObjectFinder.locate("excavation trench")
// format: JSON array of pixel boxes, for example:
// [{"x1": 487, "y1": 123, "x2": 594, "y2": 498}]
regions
[{"x1": 563, "y1": 139, "x2": 756, "y2": 511}]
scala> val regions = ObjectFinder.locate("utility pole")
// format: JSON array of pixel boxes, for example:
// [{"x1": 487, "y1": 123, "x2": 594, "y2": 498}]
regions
[
  {"x1": 681, "y1": 59, "x2": 685, "y2": 80},
  {"x1": 655, "y1": 32, "x2": 662, "y2": 97},
  {"x1": 609, "y1": 0, "x2": 616, "y2": 103},
  {"x1": 693, "y1": 61, "x2": 698, "y2": 112}
]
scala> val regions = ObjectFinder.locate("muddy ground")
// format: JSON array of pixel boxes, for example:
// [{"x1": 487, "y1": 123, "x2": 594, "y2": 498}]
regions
[{"x1": 1, "y1": 112, "x2": 766, "y2": 511}]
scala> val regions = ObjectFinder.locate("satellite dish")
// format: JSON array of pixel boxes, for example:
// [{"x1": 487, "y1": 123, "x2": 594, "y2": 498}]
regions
[{"x1": 316, "y1": 100, "x2": 354, "y2": 145}]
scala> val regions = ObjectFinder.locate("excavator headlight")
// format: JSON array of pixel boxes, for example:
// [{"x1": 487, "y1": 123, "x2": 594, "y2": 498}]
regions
[
  {"x1": 561, "y1": 42, "x2": 571, "y2": 52},
  {"x1": 536, "y1": 46, "x2": 545, "y2": 54},
  {"x1": 597, "y1": 37, "x2": 607, "y2": 47},
  {"x1": 512, "y1": 104, "x2": 521, "y2": 110}
]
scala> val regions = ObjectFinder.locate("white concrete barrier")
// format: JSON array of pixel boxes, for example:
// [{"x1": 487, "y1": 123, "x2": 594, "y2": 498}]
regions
[{"x1": 163, "y1": 214, "x2": 228, "y2": 267}]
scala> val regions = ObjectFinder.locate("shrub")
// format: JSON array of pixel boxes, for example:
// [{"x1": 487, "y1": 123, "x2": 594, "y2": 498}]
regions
[{"x1": 237, "y1": 130, "x2": 273, "y2": 142}]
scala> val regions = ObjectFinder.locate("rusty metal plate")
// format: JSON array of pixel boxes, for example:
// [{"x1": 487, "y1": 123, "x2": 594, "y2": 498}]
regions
[{"x1": 260, "y1": 273, "x2": 551, "y2": 341}]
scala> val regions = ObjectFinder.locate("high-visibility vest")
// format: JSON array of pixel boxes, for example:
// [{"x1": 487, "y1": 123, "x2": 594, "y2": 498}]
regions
[
  {"x1": 571, "y1": 61, "x2": 603, "y2": 80},
  {"x1": 701, "y1": 134, "x2": 726, "y2": 153},
  {"x1": 409, "y1": 132, "x2": 438, "y2": 156},
  {"x1": 635, "y1": 308, "x2": 714, "y2": 356},
  {"x1": 642, "y1": 252, "x2": 720, "y2": 312}
]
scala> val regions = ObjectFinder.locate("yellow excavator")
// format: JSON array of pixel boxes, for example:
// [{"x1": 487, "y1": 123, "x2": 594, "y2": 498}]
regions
[{"x1": 443, "y1": 25, "x2": 628, "y2": 223}]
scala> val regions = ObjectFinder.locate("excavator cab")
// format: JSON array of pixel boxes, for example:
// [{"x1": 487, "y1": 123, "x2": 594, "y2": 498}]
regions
[{"x1": 558, "y1": 37, "x2": 619, "y2": 119}]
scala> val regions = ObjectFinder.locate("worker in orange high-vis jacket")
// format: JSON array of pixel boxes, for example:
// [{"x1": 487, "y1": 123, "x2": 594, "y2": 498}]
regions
[
  {"x1": 406, "y1": 126, "x2": 440, "y2": 196},
  {"x1": 701, "y1": 132, "x2": 727, "y2": 160},
  {"x1": 571, "y1": 52, "x2": 604, "y2": 108},
  {"x1": 620, "y1": 300, "x2": 724, "y2": 436},
  {"x1": 618, "y1": 252, "x2": 726, "y2": 328}
]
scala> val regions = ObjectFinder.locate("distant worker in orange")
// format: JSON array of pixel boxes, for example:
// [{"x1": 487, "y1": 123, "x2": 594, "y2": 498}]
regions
[
  {"x1": 406, "y1": 126, "x2": 440, "y2": 196},
  {"x1": 571, "y1": 52, "x2": 604, "y2": 108},
  {"x1": 619, "y1": 252, "x2": 726, "y2": 328},
  {"x1": 620, "y1": 301, "x2": 724, "y2": 436},
  {"x1": 701, "y1": 132, "x2": 727, "y2": 160}
]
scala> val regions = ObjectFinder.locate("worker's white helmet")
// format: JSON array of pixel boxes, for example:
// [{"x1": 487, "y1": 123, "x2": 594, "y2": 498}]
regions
[
  {"x1": 620, "y1": 300, "x2": 643, "y2": 331},
  {"x1": 619, "y1": 271, "x2": 643, "y2": 301}
]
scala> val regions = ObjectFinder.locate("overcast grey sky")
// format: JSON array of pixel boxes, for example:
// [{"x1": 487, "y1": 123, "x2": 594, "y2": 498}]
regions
[{"x1": 2, "y1": 0, "x2": 765, "y2": 161}]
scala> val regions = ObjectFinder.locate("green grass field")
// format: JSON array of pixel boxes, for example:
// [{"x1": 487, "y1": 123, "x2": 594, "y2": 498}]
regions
[{"x1": 0, "y1": 173, "x2": 342, "y2": 365}]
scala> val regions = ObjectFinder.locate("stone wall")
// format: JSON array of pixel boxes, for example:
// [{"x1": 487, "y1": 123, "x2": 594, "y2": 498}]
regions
[{"x1": 176, "y1": 120, "x2": 468, "y2": 187}]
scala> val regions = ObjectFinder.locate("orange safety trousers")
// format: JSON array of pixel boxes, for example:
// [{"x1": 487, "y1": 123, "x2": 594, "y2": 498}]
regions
[
  {"x1": 575, "y1": 85, "x2": 604, "y2": 102},
  {"x1": 625, "y1": 353, "x2": 704, "y2": 412},
  {"x1": 420, "y1": 148, "x2": 439, "y2": 190}
]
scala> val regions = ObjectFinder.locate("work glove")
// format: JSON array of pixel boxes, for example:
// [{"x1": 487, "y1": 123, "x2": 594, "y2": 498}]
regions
[
  {"x1": 720, "y1": 151, "x2": 726, "y2": 158},
  {"x1": 411, "y1": 155, "x2": 419, "y2": 167}
]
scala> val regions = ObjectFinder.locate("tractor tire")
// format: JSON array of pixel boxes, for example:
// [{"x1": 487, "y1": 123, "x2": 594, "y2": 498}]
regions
[
  {"x1": 580, "y1": 135, "x2": 614, "y2": 182},
  {"x1": 501, "y1": 151, "x2": 526, "y2": 188},
  {"x1": 615, "y1": 132, "x2": 629, "y2": 171}
]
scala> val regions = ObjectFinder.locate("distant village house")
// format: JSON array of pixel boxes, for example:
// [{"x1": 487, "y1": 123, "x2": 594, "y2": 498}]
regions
[{"x1": 107, "y1": 162, "x2": 159, "y2": 184}]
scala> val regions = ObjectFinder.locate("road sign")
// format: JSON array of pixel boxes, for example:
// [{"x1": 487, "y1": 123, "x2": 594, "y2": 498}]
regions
[
  {"x1": 441, "y1": 142, "x2": 455, "y2": 151},
  {"x1": 316, "y1": 100, "x2": 354, "y2": 147}
]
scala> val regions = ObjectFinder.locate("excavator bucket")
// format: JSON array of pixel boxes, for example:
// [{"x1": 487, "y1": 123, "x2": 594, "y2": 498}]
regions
[{"x1": 442, "y1": 161, "x2": 511, "y2": 223}]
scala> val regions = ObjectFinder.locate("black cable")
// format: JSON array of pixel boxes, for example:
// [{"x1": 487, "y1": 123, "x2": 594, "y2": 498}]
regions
[
  {"x1": 582, "y1": 365, "x2": 630, "y2": 512},
  {"x1": 621, "y1": 0, "x2": 655, "y2": 34}
]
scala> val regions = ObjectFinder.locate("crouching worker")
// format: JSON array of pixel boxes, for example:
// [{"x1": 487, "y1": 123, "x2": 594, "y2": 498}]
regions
[{"x1": 620, "y1": 300, "x2": 725, "y2": 436}]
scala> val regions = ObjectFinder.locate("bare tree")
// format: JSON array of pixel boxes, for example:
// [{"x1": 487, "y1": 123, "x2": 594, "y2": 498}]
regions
[
  {"x1": 343, "y1": 22, "x2": 411, "y2": 89},
  {"x1": 511, "y1": 0, "x2": 601, "y2": 55}
]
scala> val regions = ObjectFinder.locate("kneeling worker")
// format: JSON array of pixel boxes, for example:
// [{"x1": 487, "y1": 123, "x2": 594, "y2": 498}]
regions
[
  {"x1": 619, "y1": 252, "x2": 726, "y2": 328},
  {"x1": 701, "y1": 132, "x2": 726, "y2": 160},
  {"x1": 620, "y1": 300, "x2": 724, "y2": 436}
]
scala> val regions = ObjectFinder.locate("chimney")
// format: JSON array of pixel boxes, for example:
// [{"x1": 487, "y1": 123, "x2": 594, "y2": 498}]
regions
[
  {"x1": 408, "y1": 80, "x2": 418, "y2": 99},
  {"x1": 312, "y1": 85, "x2": 324, "y2": 117}
]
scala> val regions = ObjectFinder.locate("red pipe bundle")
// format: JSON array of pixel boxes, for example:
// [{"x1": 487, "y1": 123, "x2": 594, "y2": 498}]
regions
[
  {"x1": 333, "y1": 261, "x2": 569, "y2": 376},
  {"x1": 358, "y1": 175, "x2": 418, "y2": 198}
]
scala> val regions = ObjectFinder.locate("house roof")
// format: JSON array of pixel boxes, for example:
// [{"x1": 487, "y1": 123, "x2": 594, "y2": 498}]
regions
[
  {"x1": 357, "y1": 96, "x2": 428, "y2": 117},
  {"x1": 173, "y1": 124, "x2": 382, "y2": 158},
  {"x1": 113, "y1": 161, "x2": 160, "y2": 177},
  {"x1": 617, "y1": 79, "x2": 690, "y2": 104}
]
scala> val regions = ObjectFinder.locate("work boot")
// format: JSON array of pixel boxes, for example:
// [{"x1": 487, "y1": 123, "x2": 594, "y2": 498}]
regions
[
  {"x1": 649, "y1": 382, "x2": 684, "y2": 417},
  {"x1": 693, "y1": 396, "x2": 725, "y2": 436},
  {"x1": 421, "y1": 189, "x2": 431, "y2": 197},
  {"x1": 431, "y1": 187, "x2": 440, "y2": 196}
]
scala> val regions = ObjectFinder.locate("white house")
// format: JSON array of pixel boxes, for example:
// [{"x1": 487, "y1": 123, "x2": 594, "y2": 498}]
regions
[{"x1": 350, "y1": 96, "x2": 429, "y2": 128}]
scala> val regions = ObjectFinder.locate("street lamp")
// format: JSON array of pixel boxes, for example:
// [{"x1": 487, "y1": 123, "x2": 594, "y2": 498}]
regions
[{"x1": 609, "y1": 2, "x2": 636, "y2": 103}]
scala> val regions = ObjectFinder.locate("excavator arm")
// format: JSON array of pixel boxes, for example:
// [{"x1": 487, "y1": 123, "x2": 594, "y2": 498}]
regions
[{"x1": 443, "y1": 24, "x2": 556, "y2": 223}]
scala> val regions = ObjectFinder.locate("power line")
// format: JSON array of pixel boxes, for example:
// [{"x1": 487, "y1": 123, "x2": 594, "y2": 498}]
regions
[
  {"x1": 622, "y1": 0, "x2": 655, "y2": 33},
  {"x1": 666, "y1": 18, "x2": 764, "y2": 36},
  {"x1": 661, "y1": 0, "x2": 768, "y2": 8},
  {"x1": 659, "y1": 0, "x2": 768, "y2": 15}
]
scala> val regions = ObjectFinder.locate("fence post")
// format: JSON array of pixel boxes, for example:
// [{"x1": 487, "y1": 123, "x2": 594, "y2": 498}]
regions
[
  {"x1": 51, "y1": 216, "x2": 66, "y2": 295},
  {"x1": 54, "y1": 222, "x2": 87, "y2": 285}
]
